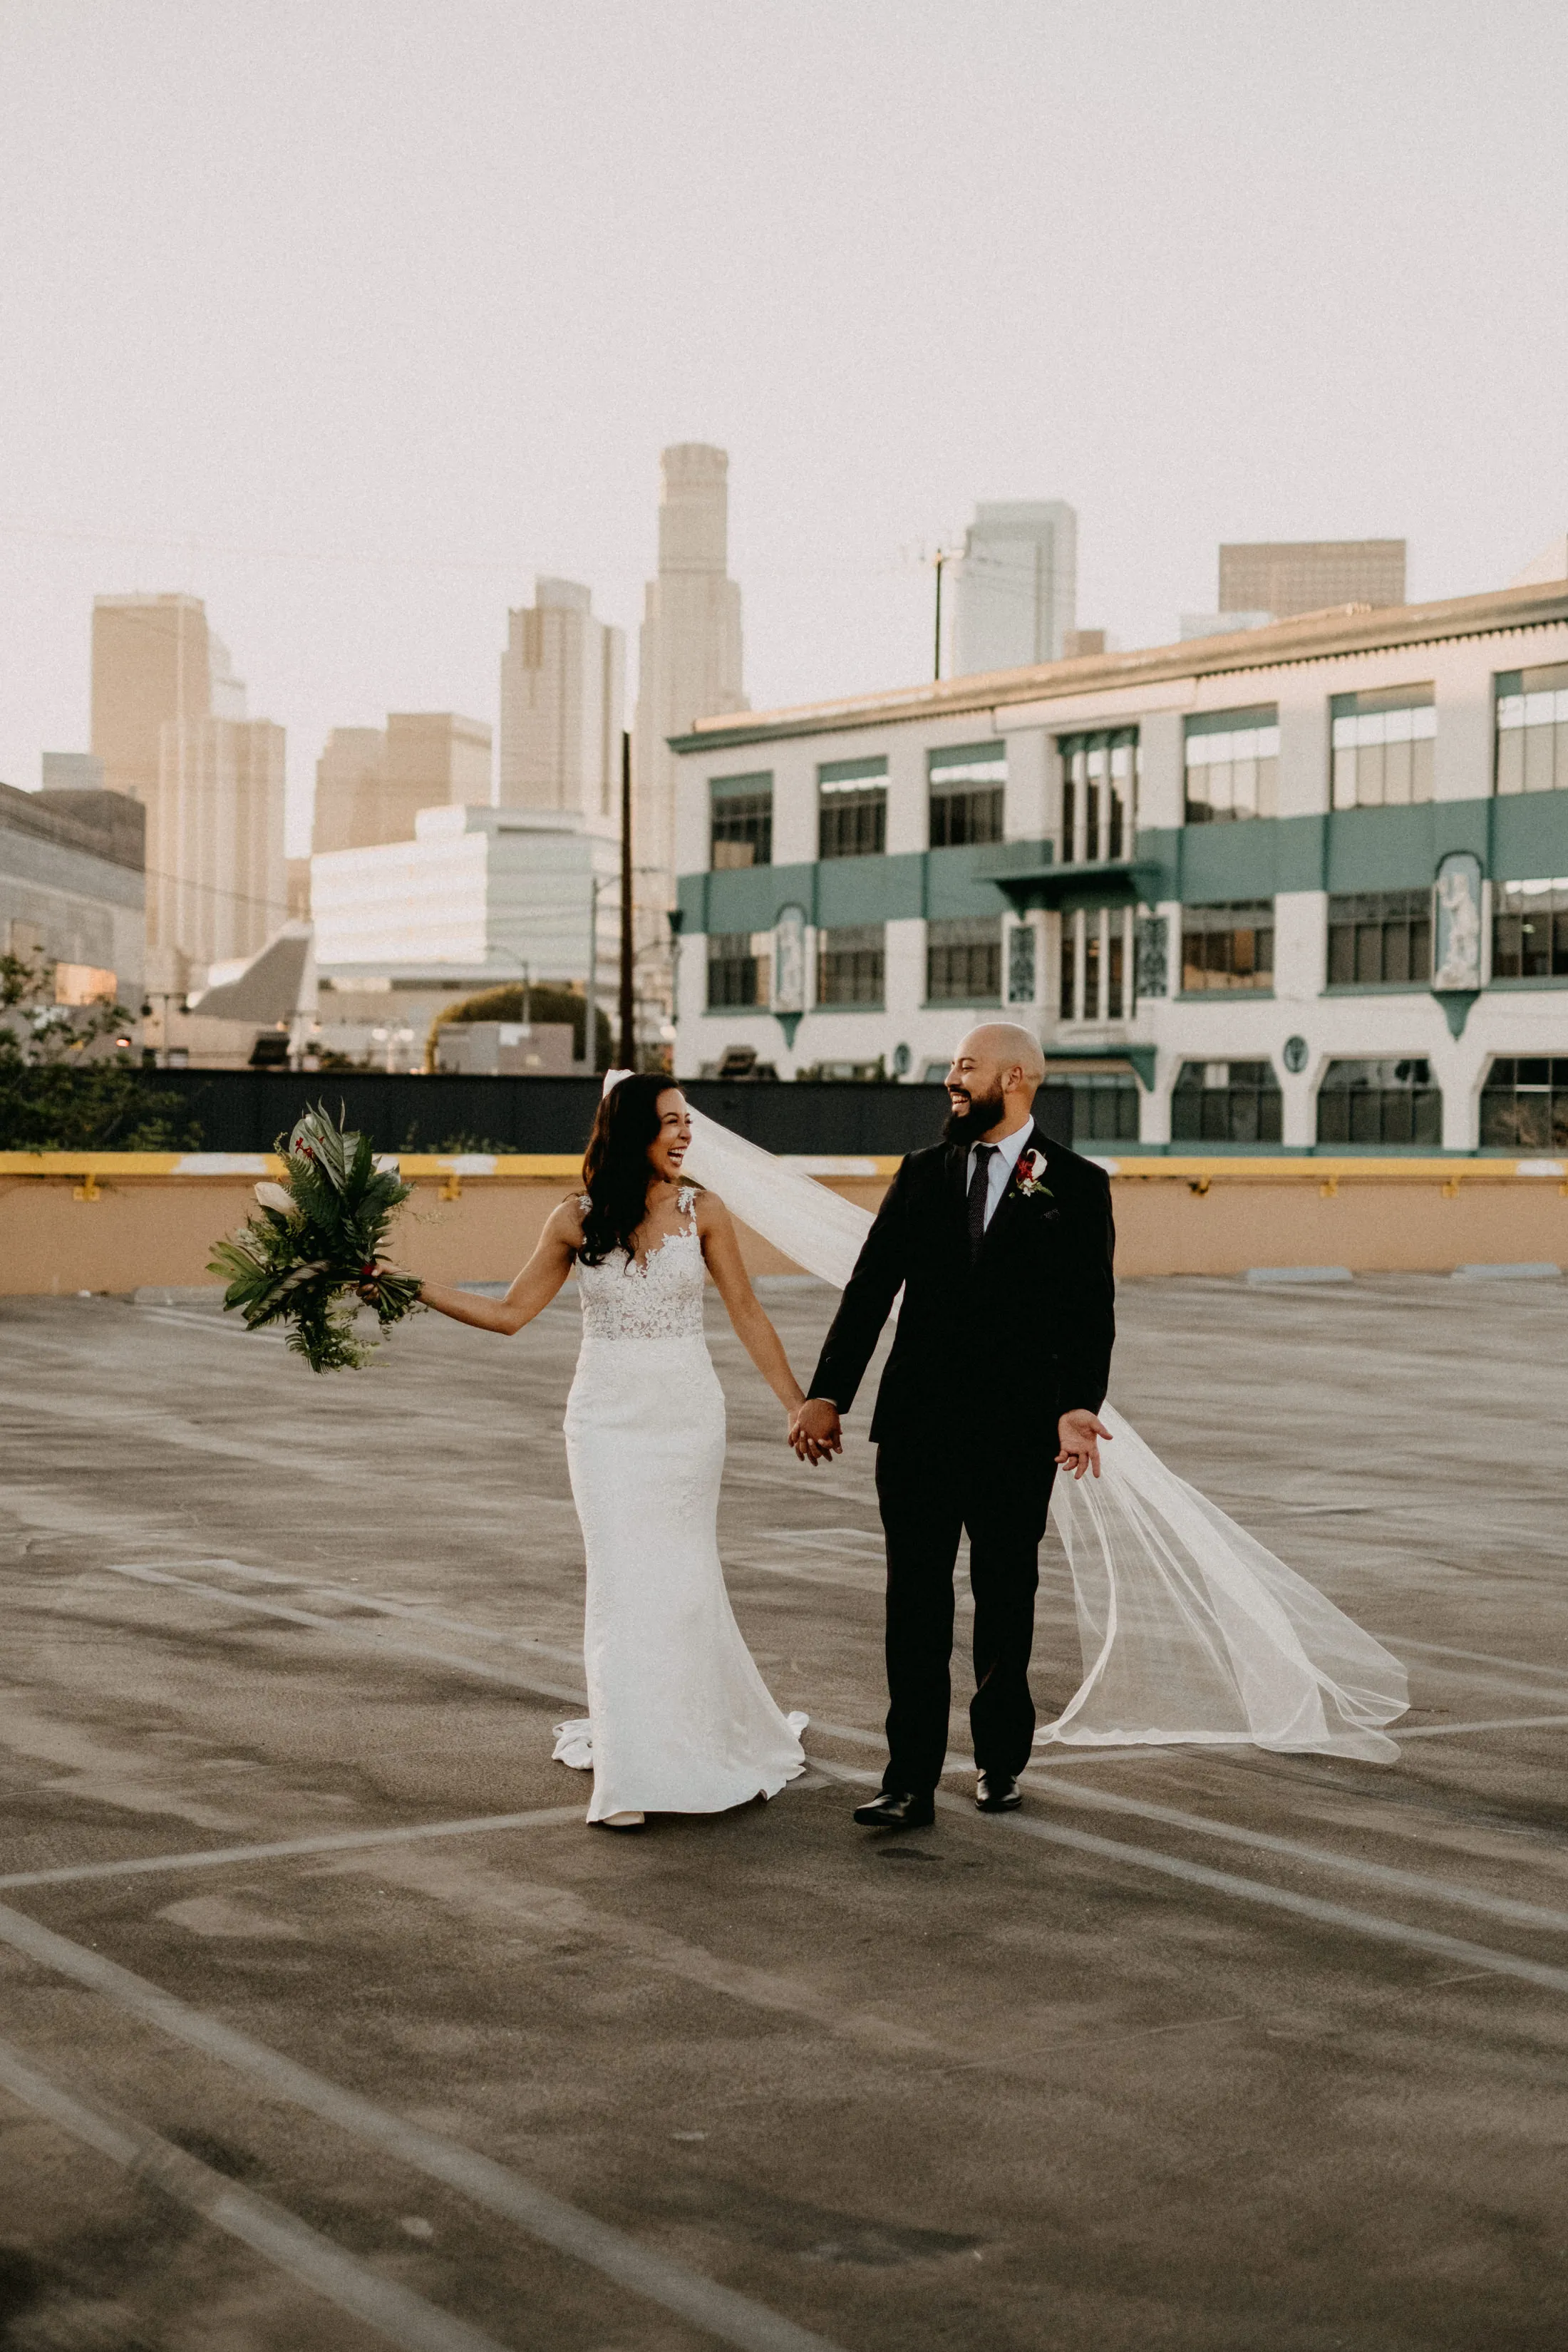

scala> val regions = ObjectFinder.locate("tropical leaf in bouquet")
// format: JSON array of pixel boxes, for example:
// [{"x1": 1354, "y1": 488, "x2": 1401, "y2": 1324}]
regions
[{"x1": 207, "y1": 1102, "x2": 423, "y2": 1373}]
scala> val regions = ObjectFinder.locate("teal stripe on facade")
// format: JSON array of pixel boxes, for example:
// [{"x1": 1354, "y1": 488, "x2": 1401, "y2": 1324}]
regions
[{"x1": 676, "y1": 793, "x2": 1568, "y2": 935}]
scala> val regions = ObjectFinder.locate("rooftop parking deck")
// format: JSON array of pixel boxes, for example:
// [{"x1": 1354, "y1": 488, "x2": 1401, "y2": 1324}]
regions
[{"x1": 1, "y1": 1272, "x2": 1567, "y2": 2350}]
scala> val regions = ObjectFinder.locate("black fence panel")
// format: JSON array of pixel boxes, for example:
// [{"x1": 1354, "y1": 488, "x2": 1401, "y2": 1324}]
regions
[{"x1": 128, "y1": 1070, "x2": 1073, "y2": 1159}]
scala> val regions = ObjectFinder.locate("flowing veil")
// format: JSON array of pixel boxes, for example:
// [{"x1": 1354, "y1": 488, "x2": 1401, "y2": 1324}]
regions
[{"x1": 680, "y1": 1100, "x2": 1408, "y2": 1764}]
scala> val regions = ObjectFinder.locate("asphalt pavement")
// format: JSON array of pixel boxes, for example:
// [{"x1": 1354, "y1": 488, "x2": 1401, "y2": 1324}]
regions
[{"x1": 1, "y1": 1269, "x2": 1566, "y2": 2351}]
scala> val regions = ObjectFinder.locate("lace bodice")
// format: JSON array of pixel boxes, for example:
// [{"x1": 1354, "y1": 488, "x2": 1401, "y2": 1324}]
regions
[{"x1": 574, "y1": 1185, "x2": 706, "y2": 1341}]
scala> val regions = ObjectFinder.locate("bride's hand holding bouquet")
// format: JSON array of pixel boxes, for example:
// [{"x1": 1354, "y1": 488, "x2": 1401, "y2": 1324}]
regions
[{"x1": 208, "y1": 1105, "x2": 424, "y2": 1371}]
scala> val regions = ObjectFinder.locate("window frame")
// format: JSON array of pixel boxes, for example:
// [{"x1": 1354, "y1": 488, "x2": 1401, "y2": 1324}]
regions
[
  {"x1": 1179, "y1": 899, "x2": 1276, "y2": 994},
  {"x1": 815, "y1": 922, "x2": 886, "y2": 1006},
  {"x1": 1329, "y1": 685, "x2": 1435, "y2": 811},
  {"x1": 708, "y1": 771, "x2": 773, "y2": 871},
  {"x1": 1326, "y1": 888, "x2": 1433, "y2": 989},
  {"x1": 1170, "y1": 1058, "x2": 1283, "y2": 1144},
  {"x1": 928, "y1": 743, "x2": 1006, "y2": 849},
  {"x1": 1491, "y1": 875, "x2": 1568, "y2": 981},
  {"x1": 925, "y1": 914, "x2": 1004, "y2": 1004},
  {"x1": 1315, "y1": 1058, "x2": 1442, "y2": 1147},
  {"x1": 1182, "y1": 706, "x2": 1279, "y2": 825},
  {"x1": 817, "y1": 758, "x2": 888, "y2": 861}
]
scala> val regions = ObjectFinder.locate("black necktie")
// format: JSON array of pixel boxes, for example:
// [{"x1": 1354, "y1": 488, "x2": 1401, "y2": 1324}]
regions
[{"x1": 966, "y1": 1145, "x2": 996, "y2": 1265}]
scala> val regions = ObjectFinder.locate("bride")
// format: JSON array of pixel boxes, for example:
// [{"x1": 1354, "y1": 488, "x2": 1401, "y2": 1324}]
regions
[{"x1": 411, "y1": 1071, "x2": 812, "y2": 1830}]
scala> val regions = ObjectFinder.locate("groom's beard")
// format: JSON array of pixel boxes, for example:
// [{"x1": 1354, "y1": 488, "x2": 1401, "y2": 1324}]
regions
[{"x1": 943, "y1": 1087, "x2": 1007, "y2": 1148}]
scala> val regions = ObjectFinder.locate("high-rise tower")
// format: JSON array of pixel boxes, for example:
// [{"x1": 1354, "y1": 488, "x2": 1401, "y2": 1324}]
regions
[
  {"x1": 91, "y1": 593, "x2": 287, "y2": 976},
  {"x1": 634, "y1": 446, "x2": 746, "y2": 941},
  {"x1": 952, "y1": 502, "x2": 1078, "y2": 676},
  {"x1": 499, "y1": 578, "x2": 624, "y2": 827}
]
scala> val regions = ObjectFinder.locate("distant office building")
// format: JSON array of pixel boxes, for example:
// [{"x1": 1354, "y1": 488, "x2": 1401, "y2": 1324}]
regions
[
  {"x1": 1217, "y1": 540, "x2": 1405, "y2": 619},
  {"x1": 155, "y1": 715, "x2": 286, "y2": 974},
  {"x1": 287, "y1": 859, "x2": 311, "y2": 920},
  {"x1": 41, "y1": 753, "x2": 105, "y2": 795},
  {"x1": 1, "y1": 777, "x2": 145, "y2": 1008},
  {"x1": 952, "y1": 502, "x2": 1078, "y2": 676},
  {"x1": 311, "y1": 803, "x2": 619, "y2": 1058},
  {"x1": 91, "y1": 592, "x2": 287, "y2": 979},
  {"x1": 312, "y1": 728, "x2": 388, "y2": 855},
  {"x1": 91, "y1": 592, "x2": 212, "y2": 803},
  {"x1": 499, "y1": 578, "x2": 624, "y2": 827},
  {"x1": 634, "y1": 445, "x2": 747, "y2": 942},
  {"x1": 311, "y1": 713, "x2": 492, "y2": 857}
]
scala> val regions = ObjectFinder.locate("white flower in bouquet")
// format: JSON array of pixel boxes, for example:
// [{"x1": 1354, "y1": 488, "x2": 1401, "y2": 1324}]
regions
[{"x1": 254, "y1": 1181, "x2": 296, "y2": 1215}]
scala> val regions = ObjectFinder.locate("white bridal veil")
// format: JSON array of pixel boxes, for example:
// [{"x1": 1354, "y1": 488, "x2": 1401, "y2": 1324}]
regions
[{"x1": 678, "y1": 1098, "x2": 1409, "y2": 1763}]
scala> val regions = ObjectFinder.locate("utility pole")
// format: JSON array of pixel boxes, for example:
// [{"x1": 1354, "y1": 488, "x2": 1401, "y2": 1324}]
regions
[
  {"x1": 617, "y1": 728, "x2": 634, "y2": 1068},
  {"x1": 932, "y1": 547, "x2": 961, "y2": 682}
]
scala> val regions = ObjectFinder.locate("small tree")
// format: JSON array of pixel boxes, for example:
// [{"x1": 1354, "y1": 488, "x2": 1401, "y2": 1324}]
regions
[{"x1": 0, "y1": 954, "x2": 200, "y2": 1150}]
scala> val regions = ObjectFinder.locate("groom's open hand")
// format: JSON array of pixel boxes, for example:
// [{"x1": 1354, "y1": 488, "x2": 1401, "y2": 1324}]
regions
[
  {"x1": 1056, "y1": 1410, "x2": 1111, "y2": 1480},
  {"x1": 789, "y1": 1398, "x2": 842, "y2": 1465}
]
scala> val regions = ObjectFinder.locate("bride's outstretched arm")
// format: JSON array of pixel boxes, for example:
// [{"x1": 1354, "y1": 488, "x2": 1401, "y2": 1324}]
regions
[
  {"x1": 407, "y1": 1197, "x2": 582, "y2": 1335},
  {"x1": 696, "y1": 1195, "x2": 808, "y2": 1416}
]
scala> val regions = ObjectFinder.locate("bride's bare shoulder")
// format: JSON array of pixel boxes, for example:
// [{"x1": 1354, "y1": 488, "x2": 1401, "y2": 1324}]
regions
[
  {"x1": 549, "y1": 1190, "x2": 589, "y2": 1244},
  {"x1": 691, "y1": 1186, "x2": 732, "y2": 1233}
]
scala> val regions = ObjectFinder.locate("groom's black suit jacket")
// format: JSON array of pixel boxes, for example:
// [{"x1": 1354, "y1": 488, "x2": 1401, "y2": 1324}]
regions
[{"x1": 808, "y1": 1124, "x2": 1115, "y2": 1450}]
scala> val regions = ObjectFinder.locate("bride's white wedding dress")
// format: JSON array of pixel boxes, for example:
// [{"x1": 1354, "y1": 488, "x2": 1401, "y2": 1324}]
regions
[{"x1": 554, "y1": 1184, "x2": 807, "y2": 1822}]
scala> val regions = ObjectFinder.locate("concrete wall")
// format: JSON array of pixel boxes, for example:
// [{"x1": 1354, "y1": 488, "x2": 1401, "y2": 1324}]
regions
[{"x1": 4, "y1": 1155, "x2": 1564, "y2": 1296}]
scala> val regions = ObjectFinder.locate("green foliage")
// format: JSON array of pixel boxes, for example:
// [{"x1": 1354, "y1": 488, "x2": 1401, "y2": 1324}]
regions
[
  {"x1": 207, "y1": 1103, "x2": 423, "y2": 1373},
  {"x1": 0, "y1": 952, "x2": 200, "y2": 1150},
  {"x1": 424, "y1": 981, "x2": 613, "y2": 1069}
]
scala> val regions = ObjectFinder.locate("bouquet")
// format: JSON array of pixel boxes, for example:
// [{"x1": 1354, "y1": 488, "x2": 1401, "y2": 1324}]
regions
[{"x1": 208, "y1": 1105, "x2": 424, "y2": 1371}]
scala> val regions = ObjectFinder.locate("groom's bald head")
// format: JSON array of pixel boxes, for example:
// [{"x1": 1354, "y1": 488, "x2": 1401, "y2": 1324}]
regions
[
  {"x1": 944, "y1": 1023, "x2": 1046, "y2": 1146},
  {"x1": 957, "y1": 1023, "x2": 1046, "y2": 1092}
]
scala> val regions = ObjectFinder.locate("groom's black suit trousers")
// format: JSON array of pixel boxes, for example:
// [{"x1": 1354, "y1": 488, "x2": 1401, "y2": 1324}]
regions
[{"x1": 875, "y1": 1435, "x2": 1057, "y2": 1795}]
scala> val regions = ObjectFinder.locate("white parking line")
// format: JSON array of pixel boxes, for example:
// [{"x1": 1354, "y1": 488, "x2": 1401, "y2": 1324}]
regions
[
  {"x1": 0, "y1": 1807, "x2": 583, "y2": 1894},
  {"x1": 93, "y1": 1566, "x2": 1568, "y2": 1933},
  {"x1": 0, "y1": 1902, "x2": 845, "y2": 2352},
  {"x1": 808, "y1": 1761, "x2": 1568, "y2": 2000},
  {"x1": 144, "y1": 1557, "x2": 585, "y2": 1671},
  {"x1": 0, "y1": 2034, "x2": 510, "y2": 2352},
  {"x1": 100, "y1": 1564, "x2": 588, "y2": 1709},
  {"x1": 1393, "y1": 1714, "x2": 1568, "y2": 1741}
]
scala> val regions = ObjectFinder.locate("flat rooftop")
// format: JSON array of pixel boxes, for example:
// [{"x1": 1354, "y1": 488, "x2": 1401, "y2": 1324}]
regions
[{"x1": 1, "y1": 1272, "x2": 1566, "y2": 2348}]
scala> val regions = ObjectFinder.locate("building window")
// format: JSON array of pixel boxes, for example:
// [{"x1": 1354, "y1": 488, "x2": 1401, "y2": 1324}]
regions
[
  {"x1": 1496, "y1": 664, "x2": 1568, "y2": 795},
  {"x1": 929, "y1": 743, "x2": 1006, "y2": 846},
  {"x1": 1327, "y1": 889, "x2": 1432, "y2": 986},
  {"x1": 710, "y1": 773, "x2": 773, "y2": 870},
  {"x1": 1480, "y1": 1057, "x2": 1568, "y2": 1150},
  {"x1": 1330, "y1": 686, "x2": 1435, "y2": 809},
  {"x1": 1065, "y1": 1071, "x2": 1142, "y2": 1143},
  {"x1": 706, "y1": 932, "x2": 770, "y2": 1009},
  {"x1": 1316, "y1": 1059, "x2": 1441, "y2": 1146},
  {"x1": 1181, "y1": 901, "x2": 1274, "y2": 992},
  {"x1": 927, "y1": 915, "x2": 1002, "y2": 1003},
  {"x1": 818, "y1": 758, "x2": 887, "y2": 859},
  {"x1": 1184, "y1": 706, "x2": 1279, "y2": 823},
  {"x1": 817, "y1": 923, "x2": 884, "y2": 1004},
  {"x1": 1492, "y1": 877, "x2": 1568, "y2": 979},
  {"x1": 1058, "y1": 907, "x2": 1135, "y2": 1022},
  {"x1": 1171, "y1": 1060, "x2": 1283, "y2": 1143},
  {"x1": 1058, "y1": 729, "x2": 1136, "y2": 865}
]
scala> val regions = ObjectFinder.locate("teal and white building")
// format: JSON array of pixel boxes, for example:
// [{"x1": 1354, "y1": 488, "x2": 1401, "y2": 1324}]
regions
[{"x1": 670, "y1": 578, "x2": 1568, "y2": 1152}]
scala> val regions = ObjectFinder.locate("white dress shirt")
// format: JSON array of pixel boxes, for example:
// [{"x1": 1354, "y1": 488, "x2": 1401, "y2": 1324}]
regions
[{"x1": 966, "y1": 1119, "x2": 1033, "y2": 1231}]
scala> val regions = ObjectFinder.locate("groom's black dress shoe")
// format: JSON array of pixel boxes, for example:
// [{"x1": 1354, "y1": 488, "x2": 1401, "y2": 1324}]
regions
[
  {"x1": 852, "y1": 1790, "x2": 935, "y2": 1830},
  {"x1": 975, "y1": 1772, "x2": 1022, "y2": 1813}
]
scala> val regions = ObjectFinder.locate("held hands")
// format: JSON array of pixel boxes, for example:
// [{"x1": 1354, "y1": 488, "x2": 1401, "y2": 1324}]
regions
[
  {"x1": 1056, "y1": 1409, "x2": 1111, "y2": 1480},
  {"x1": 788, "y1": 1396, "x2": 842, "y2": 1466}
]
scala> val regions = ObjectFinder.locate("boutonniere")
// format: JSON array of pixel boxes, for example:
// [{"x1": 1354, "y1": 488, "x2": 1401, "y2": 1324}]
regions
[{"x1": 1015, "y1": 1148, "x2": 1053, "y2": 1200}]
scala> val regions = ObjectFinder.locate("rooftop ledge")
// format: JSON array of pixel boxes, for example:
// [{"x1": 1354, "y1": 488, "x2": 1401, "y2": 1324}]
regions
[
  {"x1": 3, "y1": 1152, "x2": 1564, "y2": 1187},
  {"x1": 667, "y1": 578, "x2": 1568, "y2": 753}
]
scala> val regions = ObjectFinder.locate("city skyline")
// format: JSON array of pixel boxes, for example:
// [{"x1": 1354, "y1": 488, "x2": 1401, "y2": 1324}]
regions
[{"x1": 2, "y1": 3, "x2": 1566, "y2": 857}]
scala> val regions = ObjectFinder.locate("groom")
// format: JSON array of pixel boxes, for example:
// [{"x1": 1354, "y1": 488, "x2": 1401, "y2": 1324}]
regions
[{"x1": 790, "y1": 1024, "x2": 1115, "y2": 1829}]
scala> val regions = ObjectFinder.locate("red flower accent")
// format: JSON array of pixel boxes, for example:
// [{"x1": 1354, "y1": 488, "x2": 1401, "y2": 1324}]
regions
[{"x1": 360, "y1": 1263, "x2": 378, "y2": 1279}]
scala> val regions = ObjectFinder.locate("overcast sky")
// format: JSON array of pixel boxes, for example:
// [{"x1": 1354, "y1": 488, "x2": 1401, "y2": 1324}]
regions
[{"x1": 2, "y1": 0, "x2": 1565, "y2": 852}]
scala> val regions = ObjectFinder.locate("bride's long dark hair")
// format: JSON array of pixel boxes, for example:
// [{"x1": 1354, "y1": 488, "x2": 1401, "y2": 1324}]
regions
[{"x1": 577, "y1": 1074, "x2": 684, "y2": 1267}]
